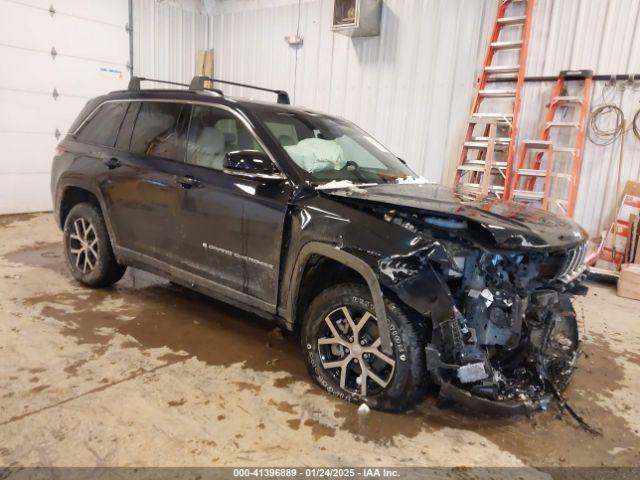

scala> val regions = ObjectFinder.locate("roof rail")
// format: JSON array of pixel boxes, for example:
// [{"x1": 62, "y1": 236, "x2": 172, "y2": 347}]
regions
[
  {"x1": 190, "y1": 75, "x2": 291, "y2": 105},
  {"x1": 128, "y1": 76, "x2": 191, "y2": 90},
  {"x1": 128, "y1": 75, "x2": 224, "y2": 96}
]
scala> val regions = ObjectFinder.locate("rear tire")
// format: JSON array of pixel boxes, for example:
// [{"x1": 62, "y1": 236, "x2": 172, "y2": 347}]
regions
[
  {"x1": 63, "y1": 202, "x2": 126, "y2": 288},
  {"x1": 301, "y1": 283, "x2": 427, "y2": 412}
]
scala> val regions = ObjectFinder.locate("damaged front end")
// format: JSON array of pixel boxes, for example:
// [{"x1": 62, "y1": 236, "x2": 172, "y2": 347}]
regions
[{"x1": 376, "y1": 209, "x2": 588, "y2": 415}]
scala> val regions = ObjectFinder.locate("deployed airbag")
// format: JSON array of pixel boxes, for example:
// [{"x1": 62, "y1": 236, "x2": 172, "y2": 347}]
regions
[{"x1": 284, "y1": 138, "x2": 346, "y2": 173}]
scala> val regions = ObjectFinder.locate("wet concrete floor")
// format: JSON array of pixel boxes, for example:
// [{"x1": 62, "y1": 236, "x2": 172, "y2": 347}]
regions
[{"x1": 0, "y1": 213, "x2": 639, "y2": 469}]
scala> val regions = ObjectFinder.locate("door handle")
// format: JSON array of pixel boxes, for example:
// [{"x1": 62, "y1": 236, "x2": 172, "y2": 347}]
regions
[
  {"x1": 104, "y1": 157, "x2": 121, "y2": 169},
  {"x1": 175, "y1": 175, "x2": 200, "y2": 188}
]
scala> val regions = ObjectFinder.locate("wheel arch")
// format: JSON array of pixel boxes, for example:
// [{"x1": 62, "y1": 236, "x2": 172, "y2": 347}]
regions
[
  {"x1": 56, "y1": 183, "x2": 120, "y2": 261},
  {"x1": 286, "y1": 242, "x2": 393, "y2": 354},
  {"x1": 58, "y1": 186, "x2": 101, "y2": 228}
]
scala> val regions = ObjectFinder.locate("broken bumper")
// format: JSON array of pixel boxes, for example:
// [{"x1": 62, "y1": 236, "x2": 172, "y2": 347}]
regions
[
  {"x1": 426, "y1": 343, "x2": 556, "y2": 417},
  {"x1": 438, "y1": 381, "x2": 537, "y2": 416}
]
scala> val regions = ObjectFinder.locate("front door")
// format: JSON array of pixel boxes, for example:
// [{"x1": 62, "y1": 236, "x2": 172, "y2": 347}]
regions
[{"x1": 173, "y1": 104, "x2": 291, "y2": 307}]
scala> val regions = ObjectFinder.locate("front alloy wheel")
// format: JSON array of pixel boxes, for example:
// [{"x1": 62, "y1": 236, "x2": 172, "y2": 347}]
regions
[
  {"x1": 302, "y1": 283, "x2": 428, "y2": 412},
  {"x1": 317, "y1": 306, "x2": 395, "y2": 396}
]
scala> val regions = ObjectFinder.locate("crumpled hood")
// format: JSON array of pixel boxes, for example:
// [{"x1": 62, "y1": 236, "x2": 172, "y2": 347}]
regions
[{"x1": 320, "y1": 183, "x2": 586, "y2": 250}]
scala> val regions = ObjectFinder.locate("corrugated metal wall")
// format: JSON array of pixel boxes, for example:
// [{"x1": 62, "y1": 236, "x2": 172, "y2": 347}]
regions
[
  {"x1": 209, "y1": 0, "x2": 495, "y2": 185},
  {"x1": 132, "y1": 0, "x2": 211, "y2": 85},
  {"x1": 134, "y1": 0, "x2": 640, "y2": 237}
]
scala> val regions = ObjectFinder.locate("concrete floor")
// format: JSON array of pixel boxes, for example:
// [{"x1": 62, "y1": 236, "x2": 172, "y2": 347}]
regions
[{"x1": 1, "y1": 212, "x2": 639, "y2": 469}]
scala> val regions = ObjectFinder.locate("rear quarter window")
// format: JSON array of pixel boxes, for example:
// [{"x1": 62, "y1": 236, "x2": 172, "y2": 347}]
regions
[{"x1": 75, "y1": 102, "x2": 128, "y2": 147}]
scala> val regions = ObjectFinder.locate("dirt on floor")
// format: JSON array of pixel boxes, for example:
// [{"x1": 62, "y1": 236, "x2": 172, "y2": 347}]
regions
[{"x1": 0, "y1": 213, "x2": 639, "y2": 470}]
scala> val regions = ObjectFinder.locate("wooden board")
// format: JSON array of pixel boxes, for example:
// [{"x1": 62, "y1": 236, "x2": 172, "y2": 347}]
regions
[
  {"x1": 618, "y1": 264, "x2": 640, "y2": 301},
  {"x1": 196, "y1": 49, "x2": 214, "y2": 88}
]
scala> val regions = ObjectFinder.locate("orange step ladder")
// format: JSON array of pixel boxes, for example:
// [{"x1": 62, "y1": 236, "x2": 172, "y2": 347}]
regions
[
  {"x1": 453, "y1": 0, "x2": 536, "y2": 200},
  {"x1": 506, "y1": 70, "x2": 593, "y2": 217}
]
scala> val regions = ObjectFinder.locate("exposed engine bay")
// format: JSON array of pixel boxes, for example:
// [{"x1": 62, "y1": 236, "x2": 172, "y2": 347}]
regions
[
  {"x1": 374, "y1": 207, "x2": 588, "y2": 415},
  {"x1": 431, "y1": 251, "x2": 583, "y2": 414}
]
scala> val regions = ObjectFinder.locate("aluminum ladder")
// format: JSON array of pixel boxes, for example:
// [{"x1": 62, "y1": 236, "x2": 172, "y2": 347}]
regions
[
  {"x1": 453, "y1": 0, "x2": 535, "y2": 200},
  {"x1": 506, "y1": 70, "x2": 593, "y2": 217}
]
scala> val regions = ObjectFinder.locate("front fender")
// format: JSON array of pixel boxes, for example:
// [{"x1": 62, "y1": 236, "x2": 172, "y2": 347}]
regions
[
  {"x1": 379, "y1": 259, "x2": 455, "y2": 326},
  {"x1": 375, "y1": 243, "x2": 464, "y2": 367},
  {"x1": 376, "y1": 242, "x2": 459, "y2": 324},
  {"x1": 286, "y1": 241, "x2": 394, "y2": 354}
]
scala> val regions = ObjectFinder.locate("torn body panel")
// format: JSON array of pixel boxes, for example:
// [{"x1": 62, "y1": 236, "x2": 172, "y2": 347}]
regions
[
  {"x1": 373, "y1": 217, "x2": 584, "y2": 414},
  {"x1": 307, "y1": 186, "x2": 587, "y2": 414},
  {"x1": 280, "y1": 181, "x2": 587, "y2": 414}
]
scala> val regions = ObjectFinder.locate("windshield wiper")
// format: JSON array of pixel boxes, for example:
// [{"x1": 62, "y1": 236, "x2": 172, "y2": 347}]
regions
[{"x1": 315, "y1": 180, "x2": 378, "y2": 191}]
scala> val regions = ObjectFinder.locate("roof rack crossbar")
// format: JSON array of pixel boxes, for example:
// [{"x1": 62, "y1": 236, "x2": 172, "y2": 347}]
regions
[
  {"x1": 190, "y1": 75, "x2": 290, "y2": 105},
  {"x1": 128, "y1": 76, "x2": 191, "y2": 91}
]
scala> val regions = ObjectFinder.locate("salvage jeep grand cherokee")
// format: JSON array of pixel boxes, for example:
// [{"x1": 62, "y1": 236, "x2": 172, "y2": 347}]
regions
[{"x1": 51, "y1": 76, "x2": 588, "y2": 414}]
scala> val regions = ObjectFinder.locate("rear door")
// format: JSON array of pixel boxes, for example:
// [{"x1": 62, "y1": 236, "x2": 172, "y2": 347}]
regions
[
  {"x1": 101, "y1": 100, "x2": 190, "y2": 263},
  {"x1": 174, "y1": 104, "x2": 292, "y2": 306},
  {"x1": 71, "y1": 99, "x2": 128, "y2": 234}
]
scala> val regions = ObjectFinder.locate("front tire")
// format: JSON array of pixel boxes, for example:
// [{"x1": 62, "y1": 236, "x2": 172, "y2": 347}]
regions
[
  {"x1": 301, "y1": 283, "x2": 427, "y2": 412},
  {"x1": 63, "y1": 202, "x2": 126, "y2": 288},
  {"x1": 543, "y1": 298, "x2": 579, "y2": 391}
]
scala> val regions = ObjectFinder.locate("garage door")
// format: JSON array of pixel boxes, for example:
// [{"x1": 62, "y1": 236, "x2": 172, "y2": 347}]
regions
[{"x1": 0, "y1": 0, "x2": 130, "y2": 214}]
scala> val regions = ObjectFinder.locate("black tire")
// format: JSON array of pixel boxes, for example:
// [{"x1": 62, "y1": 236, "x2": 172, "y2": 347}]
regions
[
  {"x1": 544, "y1": 298, "x2": 579, "y2": 391},
  {"x1": 63, "y1": 202, "x2": 126, "y2": 288},
  {"x1": 301, "y1": 283, "x2": 427, "y2": 412}
]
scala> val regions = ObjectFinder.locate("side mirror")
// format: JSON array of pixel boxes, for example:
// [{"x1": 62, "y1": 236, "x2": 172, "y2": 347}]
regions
[{"x1": 223, "y1": 150, "x2": 285, "y2": 181}]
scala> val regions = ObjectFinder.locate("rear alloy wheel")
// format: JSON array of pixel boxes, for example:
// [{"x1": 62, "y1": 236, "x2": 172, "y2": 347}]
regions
[
  {"x1": 68, "y1": 217, "x2": 99, "y2": 274},
  {"x1": 302, "y1": 283, "x2": 428, "y2": 412},
  {"x1": 63, "y1": 202, "x2": 126, "y2": 288}
]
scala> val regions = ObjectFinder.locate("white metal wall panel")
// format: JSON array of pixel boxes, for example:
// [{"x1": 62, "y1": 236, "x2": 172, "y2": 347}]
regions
[
  {"x1": 132, "y1": 0, "x2": 211, "y2": 85},
  {"x1": 208, "y1": 0, "x2": 494, "y2": 185},
  {"x1": 0, "y1": 0, "x2": 129, "y2": 215},
  {"x1": 210, "y1": 4, "x2": 298, "y2": 100},
  {"x1": 201, "y1": 0, "x2": 640, "y2": 237}
]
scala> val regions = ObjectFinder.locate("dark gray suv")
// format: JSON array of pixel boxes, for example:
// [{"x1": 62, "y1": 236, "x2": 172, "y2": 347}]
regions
[{"x1": 51, "y1": 76, "x2": 588, "y2": 414}]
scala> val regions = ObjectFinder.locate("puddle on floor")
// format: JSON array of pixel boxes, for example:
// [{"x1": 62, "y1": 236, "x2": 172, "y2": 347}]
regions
[
  {"x1": 0, "y1": 213, "x2": 39, "y2": 228},
  {"x1": 5, "y1": 238, "x2": 640, "y2": 467}
]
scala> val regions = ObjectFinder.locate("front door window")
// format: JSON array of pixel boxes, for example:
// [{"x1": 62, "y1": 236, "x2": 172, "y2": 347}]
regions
[{"x1": 186, "y1": 106, "x2": 263, "y2": 171}]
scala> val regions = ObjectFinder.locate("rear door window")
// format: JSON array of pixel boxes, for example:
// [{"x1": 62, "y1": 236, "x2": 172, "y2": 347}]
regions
[
  {"x1": 115, "y1": 102, "x2": 141, "y2": 151},
  {"x1": 130, "y1": 102, "x2": 189, "y2": 162},
  {"x1": 75, "y1": 101, "x2": 128, "y2": 147}
]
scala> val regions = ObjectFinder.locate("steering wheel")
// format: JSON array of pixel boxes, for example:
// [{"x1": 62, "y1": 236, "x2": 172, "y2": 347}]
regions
[{"x1": 342, "y1": 160, "x2": 359, "y2": 171}]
